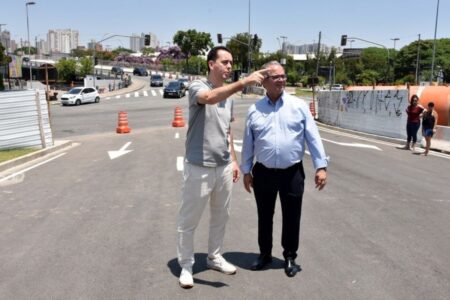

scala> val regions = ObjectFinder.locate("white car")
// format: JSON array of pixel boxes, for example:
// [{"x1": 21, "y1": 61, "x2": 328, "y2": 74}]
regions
[
  {"x1": 331, "y1": 84, "x2": 344, "y2": 91},
  {"x1": 60, "y1": 87, "x2": 100, "y2": 106}
]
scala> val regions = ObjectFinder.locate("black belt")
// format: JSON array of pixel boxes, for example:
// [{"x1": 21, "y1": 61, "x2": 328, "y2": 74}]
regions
[{"x1": 255, "y1": 161, "x2": 302, "y2": 171}]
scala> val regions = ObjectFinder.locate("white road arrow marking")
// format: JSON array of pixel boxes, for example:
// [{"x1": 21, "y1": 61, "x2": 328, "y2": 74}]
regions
[
  {"x1": 177, "y1": 156, "x2": 184, "y2": 171},
  {"x1": 233, "y1": 139, "x2": 243, "y2": 153},
  {"x1": 108, "y1": 142, "x2": 133, "y2": 160},
  {"x1": 322, "y1": 138, "x2": 382, "y2": 151},
  {"x1": 175, "y1": 132, "x2": 180, "y2": 139}
]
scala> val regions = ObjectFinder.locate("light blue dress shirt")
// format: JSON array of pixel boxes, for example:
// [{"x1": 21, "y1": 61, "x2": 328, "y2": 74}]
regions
[{"x1": 241, "y1": 92, "x2": 328, "y2": 174}]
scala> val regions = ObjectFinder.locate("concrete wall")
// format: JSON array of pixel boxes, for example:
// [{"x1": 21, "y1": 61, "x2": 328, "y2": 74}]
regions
[{"x1": 317, "y1": 89, "x2": 409, "y2": 139}]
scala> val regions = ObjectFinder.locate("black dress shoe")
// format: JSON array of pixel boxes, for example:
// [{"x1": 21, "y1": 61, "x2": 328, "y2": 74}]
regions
[
  {"x1": 251, "y1": 254, "x2": 272, "y2": 270},
  {"x1": 284, "y1": 258, "x2": 301, "y2": 277}
]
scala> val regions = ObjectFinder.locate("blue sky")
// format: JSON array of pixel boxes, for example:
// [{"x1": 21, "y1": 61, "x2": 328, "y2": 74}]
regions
[{"x1": 2, "y1": 0, "x2": 449, "y2": 52}]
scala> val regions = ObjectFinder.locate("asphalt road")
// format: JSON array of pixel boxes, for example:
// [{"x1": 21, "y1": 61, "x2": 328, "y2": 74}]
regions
[{"x1": 1, "y1": 92, "x2": 449, "y2": 299}]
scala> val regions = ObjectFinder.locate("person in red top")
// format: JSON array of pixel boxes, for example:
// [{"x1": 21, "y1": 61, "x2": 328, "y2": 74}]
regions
[{"x1": 402, "y1": 94, "x2": 424, "y2": 151}]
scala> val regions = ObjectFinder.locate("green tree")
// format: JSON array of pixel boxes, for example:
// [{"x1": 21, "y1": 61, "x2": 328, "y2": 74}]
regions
[
  {"x1": 141, "y1": 47, "x2": 156, "y2": 56},
  {"x1": 71, "y1": 48, "x2": 92, "y2": 58},
  {"x1": 396, "y1": 38, "x2": 450, "y2": 83},
  {"x1": 14, "y1": 47, "x2": 37, "y2": 55},
  {"x1": 56, "y1": 58, "x2": 77, "y2": 83},
  {"x1": 226, "y1": 33, "x2": 262, "y2": 72},
  {"x1": 79, "y1": 57, "x2": 93, "y2": 77},
  {"x1": 0, "y1": 43, "x2": 8, "y2": 90},
  {"x1": 173, "y1": 29, "x2": 213, "y2": 70},
  {"x1": 183, "y1": 55, "x2": 207, "y2": 75}
]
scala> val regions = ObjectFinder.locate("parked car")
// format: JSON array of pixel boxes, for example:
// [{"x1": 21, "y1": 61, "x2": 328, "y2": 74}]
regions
[
  {"x1": 133, "y1": 67, "x2": 148, "y2": 76},
  {"x1": 111, "y1": 66, "x2": 124, "y2": 75},
  {"x1": 331, "y1": 84, "x2": 344, "y2": 90},
  {"x1": 163, "y1": 81, "x2": 186, "y2": 98},
  {"x1": 150, "y1": 74, "x2": 164, "y2": 87},
  {"x1": 60, "y1": 87, "x2": 100, "y2": 106},
  {"x1": 178, "y1": 78, "x2": 190, "y2": 91}
]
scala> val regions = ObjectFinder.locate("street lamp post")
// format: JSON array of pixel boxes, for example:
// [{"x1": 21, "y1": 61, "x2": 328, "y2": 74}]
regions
[
  {"x1": 26, "y1": 1, "x2": 36, "y2": 89},
  {"x1": 247, "y1": 0, "x2": 251, "y2": 73},
  {"x1": 390, "y1": 38, "x2": 399, "y2": 81},
  {"x1": 415, "y1": 34, "x2": 421, "y2": 85},
  {"x1": 430, "y1": 0, "x2": 440, "y2": 84}
]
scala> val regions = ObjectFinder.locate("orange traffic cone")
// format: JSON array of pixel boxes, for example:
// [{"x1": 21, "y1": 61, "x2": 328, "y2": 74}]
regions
[
  {"x1": 172, "y1": 106, "x2": 185, "y2": 127},
  {"x1": 116, "y1": 111, "x2": 131, "y2": 133}
]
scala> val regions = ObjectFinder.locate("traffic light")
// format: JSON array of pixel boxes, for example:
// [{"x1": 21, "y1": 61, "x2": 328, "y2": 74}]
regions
[
  {"x1": 253, "y1": 34, "x2": 258, "y2": 47},
  {"x1": 340, "y1": 35, "x2": 347, "y2": 46},
  {"x1": 144, "y1": 34, "x2": 151, "y2": 46},
  {"x1": 217, "y1": 33, "x2": 223, "y2": 44},
  {"x1": 94, "y1": 57, "x2": 98, "y2": 65}
]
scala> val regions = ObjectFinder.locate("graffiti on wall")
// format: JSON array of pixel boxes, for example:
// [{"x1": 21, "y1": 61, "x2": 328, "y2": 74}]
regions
[{"x1": 339, "y1": 90, "x2": 406, "y2": 117}]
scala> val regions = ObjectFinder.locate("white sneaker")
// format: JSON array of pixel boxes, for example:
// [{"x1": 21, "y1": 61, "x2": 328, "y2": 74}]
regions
[
  {"x1": 179, "y1": 267, "x2": 194, "y2": 288},
  {"x1": 206, "y1": 255, "x2": 237, "y2": 275}
]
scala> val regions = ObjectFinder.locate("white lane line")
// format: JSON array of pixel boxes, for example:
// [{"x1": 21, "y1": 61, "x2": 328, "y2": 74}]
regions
[
  {"x1": 125, "y1": 94, "x2": 130, "y2": 98},
  {"x1": 0, "y1": 152, "x2": 67, "y2": 184},
  {"x1": 151, "y1": 90, "x2": 157, "y2": 96},
  {"x1": 106, "y1": 97, "x2": 111, "y2": 100},
  {"x1": 233, "y1": 139, "x2": 243, "y2": 153},
  {"x1": 320, "y1": 128, "x2": 449, "y2": 158},
  {"x1": 175, "y1": 132, "x2": 180, "y2": 139},
  {"x1": 177, "y1": 156, "x2": 184, "y2": 171},
  {"x1": 143, "y1": 91, "x2": 148, "y2": 97},
  {"x1": 134, "y1": 92, "x2": 139, "y2": 97},
  {"x1": 115, "y1": 95, "x2": 120, "y2": 99},
  {"x1": 322, "y1": 138, "x2": 382, "y2": 151},
  {"x1": 159, "y1": 89, "x2": 163, "y2": 95}
]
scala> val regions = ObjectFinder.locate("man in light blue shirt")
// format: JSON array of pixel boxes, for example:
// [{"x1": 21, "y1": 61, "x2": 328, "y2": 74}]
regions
[{"x1": 241, "y1": 61, "x2": 328, "y2": 278}]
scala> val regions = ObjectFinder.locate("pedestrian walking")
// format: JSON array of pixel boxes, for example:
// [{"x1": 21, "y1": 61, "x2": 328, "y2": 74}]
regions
[
  {"x1": 421, "y1": 102, "x2": 438, "y2": 156},
  {"x1": 401, "y1": 94, "x2": 424, "y2": 151}
]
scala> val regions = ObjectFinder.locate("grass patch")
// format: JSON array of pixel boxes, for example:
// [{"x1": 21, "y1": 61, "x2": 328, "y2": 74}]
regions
[
  {"x1": 295, "y1": 88, "x2": 313, "y2": 98},
  {"x1": 0, "y1": 148, "x2": 38, "y2": 163}
]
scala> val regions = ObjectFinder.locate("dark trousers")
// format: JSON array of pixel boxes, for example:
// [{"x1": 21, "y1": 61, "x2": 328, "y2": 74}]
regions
[
  {"x1": 406, "y1": 122, "x2": 421, "y2": 143},
  {"x1": 252, "y1": 161, "x2": 305, "y2": 260}
]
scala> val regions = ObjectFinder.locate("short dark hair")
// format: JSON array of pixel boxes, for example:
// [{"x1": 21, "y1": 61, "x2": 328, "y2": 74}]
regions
[
  {"x1": 207, "y1": 46, "x2": 232, "y2": 72},
  {"x1": 410, "y1": 94, "x2": 419, "y2": 102},
  {"x1": 428, "y1": 102, "x2": 435, "y2": 107}
]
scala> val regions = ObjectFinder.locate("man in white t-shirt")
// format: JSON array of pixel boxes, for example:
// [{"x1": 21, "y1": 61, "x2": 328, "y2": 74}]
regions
[{"x1": 177, "y1": 46, "x2": 268, "y2": 288}]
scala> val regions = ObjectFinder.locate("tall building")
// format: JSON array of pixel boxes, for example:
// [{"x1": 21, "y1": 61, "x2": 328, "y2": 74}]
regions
[
  {"x1": 87, "y1": 40, "x2": 103, "y2": 51},
  {"x1": 286, "y1": 42, "x2": 335, "y2": 55},
  {"x1": 0, "y1": 30, "x2": 11, "y2": 52},
  {"x1": 47, "y1": 29, "x2": 79, "y2": 54},
  {"x1": 130, "y1": 34, "x2": 142, "y2": 52},
  {"x1": 36, "y1": 38, "x2": 48, "y2": 55},
  {"x1": 130, "y1": 32, "x2": 159, "y2": 52}
]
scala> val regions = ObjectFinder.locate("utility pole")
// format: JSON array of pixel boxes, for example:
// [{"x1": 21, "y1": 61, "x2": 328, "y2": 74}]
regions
[
  {"x1": 246, "y1": 0, "x2": 251, "y2": 74},
  {"x1": 315, "y1": 31, "x2": 321, "y2": 77},
  {"x1": 430, "y1": 0, "x2": 440, "y2": 84},
  {"x1": 279, "y1": 36, "x2": 287, "y2": 65},
  {"x1": 415, "y1": 34, "x2": 421, "y2": 85}
]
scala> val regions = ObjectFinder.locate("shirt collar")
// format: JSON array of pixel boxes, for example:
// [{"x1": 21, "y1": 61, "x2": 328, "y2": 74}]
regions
[{"x1": 265, "y1": 91, "x2": 285, "y2": 105}]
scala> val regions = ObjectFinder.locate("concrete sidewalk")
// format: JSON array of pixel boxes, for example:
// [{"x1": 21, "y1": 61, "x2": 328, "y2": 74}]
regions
[
  {"x1": 0, "y1": 140, "x2": 74, "y2": 175},
  {"x1": 317, "y1": 122, "x2": 450, "y2": 154}
]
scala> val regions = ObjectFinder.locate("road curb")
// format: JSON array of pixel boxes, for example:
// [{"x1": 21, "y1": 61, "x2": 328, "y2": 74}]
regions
[
  {"x1": 316, "y1": 122, "x2": 405, "y2": 145},
  {"x1": 0, "y1": 140, "x2": 73, "y2": 173}
]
